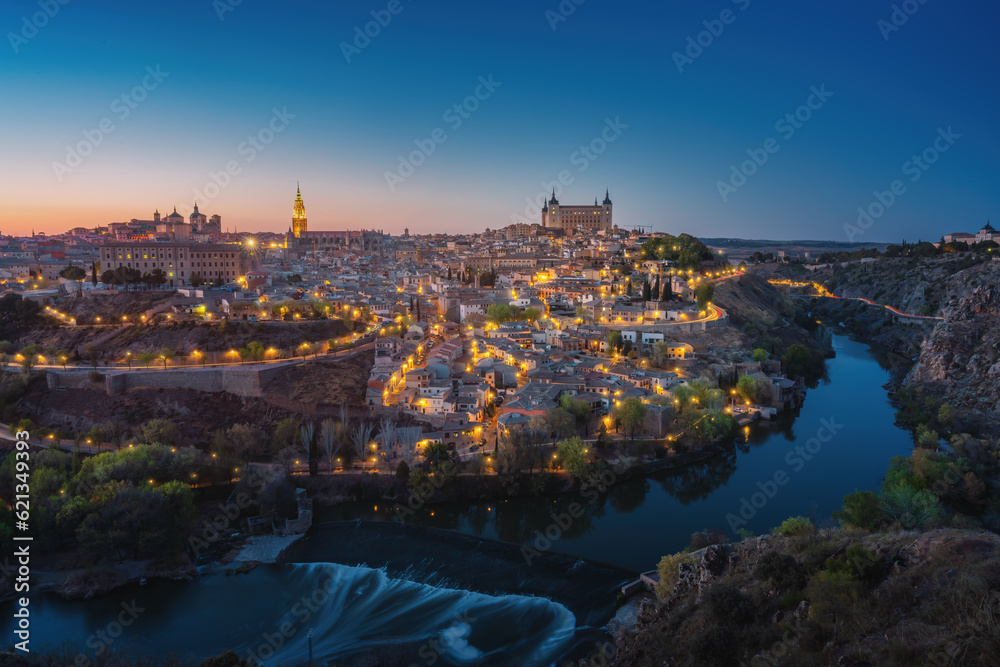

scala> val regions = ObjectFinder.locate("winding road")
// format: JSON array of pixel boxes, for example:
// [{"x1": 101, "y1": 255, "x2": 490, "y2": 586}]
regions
[{"x1": 768, "y1": 279, "x2": 944, "y2": 321}]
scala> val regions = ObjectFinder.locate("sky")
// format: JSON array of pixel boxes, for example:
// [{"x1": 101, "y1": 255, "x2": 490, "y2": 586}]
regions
[{"x1": 0, "y1": 0, "x2": 997, "y2": 241}]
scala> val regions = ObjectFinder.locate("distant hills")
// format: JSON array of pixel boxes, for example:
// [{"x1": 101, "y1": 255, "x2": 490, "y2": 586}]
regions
[{"x1": 699, "y1": 237, "x2": 890, "y2": 260}]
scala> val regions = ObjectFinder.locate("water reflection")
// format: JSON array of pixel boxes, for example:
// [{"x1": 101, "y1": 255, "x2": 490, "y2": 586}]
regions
[{"x1": 317, "y1": 335, "x2": 914, "y2": 571}]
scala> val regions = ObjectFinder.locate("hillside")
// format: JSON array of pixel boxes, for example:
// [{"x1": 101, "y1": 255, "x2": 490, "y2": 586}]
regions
[
  {"x1": 777, "y1": 257, "x2": 1000, "y2": 430},
  {"x1": 711, "y1": 272, "x2": 833, "y2": 358},
  {"x1": 613, "y1": 527, "x2": 1000, "y2": 667}
]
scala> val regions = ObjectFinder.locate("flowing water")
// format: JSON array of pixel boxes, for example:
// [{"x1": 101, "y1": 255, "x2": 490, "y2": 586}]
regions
[{"x1": 1, "y1": 334, "x2": 914, "y2": 665}]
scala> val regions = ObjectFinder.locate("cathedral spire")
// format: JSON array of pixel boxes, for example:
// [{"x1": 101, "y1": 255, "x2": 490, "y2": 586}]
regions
[{"x1": 292, "y1": 185, "x2": 307, "y2": 238}]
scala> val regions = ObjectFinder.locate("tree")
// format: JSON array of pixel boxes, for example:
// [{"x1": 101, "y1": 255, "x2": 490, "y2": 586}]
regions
[
  {"x1": 557, "y1": 436, "x2": 589, "y2": 479},
  {"x1": 189, "y1": 272, "x2": 204, "y2": 288},
  {"x1": 100, "y1": 269, "x2": 118, "y2": 286},
  {"x1": 879, "y1": 484, "x2": 942, "y2": 529},
  {"x1": 486, "y1": 303, "x2": 514, "y2": 324},
  {"x1": 229, "y1": 423, "x2": 267, "y2": 462},
  {"x1": 240, "y1": 341, "x2": 266, "y2": 362},
  {"x1": 736, "y1": 375, "x2": 772, "y2": 405},
  {"x1": 695, "y1": 283, "x2": 715, "y2": 310},
  {"x1": 103, "y1": 420, "x2": 130, "y2": 450},
  {"x1": 19, "y1": 343, "x2": 41, "y2": 374},
  {"x1": 55, "y1": 349, "x2": 70, "y2": 369},
  {"x1": 59, "y1": 264, "x2": 86, "y2": 294},
  {"x1": 90, "y1": 262, "x2": 98, "y2": 286},
  {"x1": 782, "y1": 343, "x2": 821, "y2": 378},
  {"x1": 397, "y1": 426, "x2": 420, "y2": 467},
  {"x1": 522, "y1": 307, "x2": 542, "y2": 323},
  {"x1": 378, "y1": 417, "x2": 397, "y2": 466},
  {"x1": 137, "y1": 352, "x2": 156, "y2": 368},
  {"x1": 320, "y1": 419, "x2": 342, "y2": 472},
  {"x1": 560, "y1": 393, "x2": 591, "y2": 427},
  {"x1": 464, "y1": 312, "x2": 487, "y2": 329},
  {"x1": 606, "y1": 330, "x2": 624, "y2": 355},
  {"x1": 543, "y1": 407, "x2": 576, "y2": 444},
  {"x1": 299, "y1": 422, "x2": 317, "y2": 476},
  {"x1": 137, "y1": 419, "x2": 178, "y2": 447},
  {"x1": 147, "y1": 269, "x2": 168, "y2": 288},
  {"x1": 834, "y1": 490, "x2": 885, "y2": 531},
  {"x1": 351, "y1": 422, "x2": 375, "y2": 472},
  {"x1": 752, "y1": 348, "x2": 769, "y2": 362},
  {"x1": 642, "y1": 278, "x2": 652, "y2": 302},
  {"x1": 158, "y1": 347, "x2": 175, "y2": 369},
  {"x1": 614, "y1": 397, "x2": 648, "y2": 440},
  {"x1": 662, "y1": 278, "x2": 673, "y2": 301}
]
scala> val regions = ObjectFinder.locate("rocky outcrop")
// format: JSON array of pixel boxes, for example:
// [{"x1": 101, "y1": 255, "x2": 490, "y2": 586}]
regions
[{"x1": 906, "y1": 267, "x2": 1000, "y2": 426}]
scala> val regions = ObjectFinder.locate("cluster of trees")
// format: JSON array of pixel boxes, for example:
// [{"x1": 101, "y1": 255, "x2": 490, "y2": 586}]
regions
[
  {"x1": 0, "y1": 445, "x2": 205, "y2": 560},
  {"x1": 0, "y1": 293, "x2": 43, "y2": 339},
  {"x1": 672, "y1": 378, "x2": 736, "y2": 443},
  {"x1": 638, "y1": 234, "x2": 717, "y2": 271},
  {"x1": 639, "y1": 273, "x2": 675, "y2": 303},
  {"x1": 483, "y1": 303, "x2": 541, "y2": 325},
  {"x1": 605, "y1": 330, "x2": 631, "y2": 356}
]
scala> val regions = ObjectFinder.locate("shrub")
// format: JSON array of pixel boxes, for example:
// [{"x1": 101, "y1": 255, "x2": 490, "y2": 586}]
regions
[
  {"x1": 395, "y1": 461, "x2": 410, "y2": 480},
  {"x1": 805, "y1": 569, "x2": 862, "y2": 625},
  {"x1": 753, "y1": 551, "x2": 798, "y2": 586},
  {"x1": 772, "y1": 516, "x2": 814, "y2": 537},
  {"x1": 880, "y1": 484, "x2": 943, "y2": 529},
  {"x1": 655, "y1": 551, "x2": 698, "y2": 599},
  {"x1": 690, "y1": 626, "x2": 739, "y2": 666},
  {"x1": 688, "y1": 529, "x2": 729, "y2": 552},
  {"x1": 703, "y1": 583, "x2": 754, "y2": 625},
  {"x1": 834, "y1": 490, "x2": 885, "y2": 531}
]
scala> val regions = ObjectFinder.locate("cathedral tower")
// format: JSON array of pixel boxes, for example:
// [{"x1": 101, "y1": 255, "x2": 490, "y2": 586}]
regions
[{"x1": 292, "y1": 184, "x2": 308, "y2": 238}]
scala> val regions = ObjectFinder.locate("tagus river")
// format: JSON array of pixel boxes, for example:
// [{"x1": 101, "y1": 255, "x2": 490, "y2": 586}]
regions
[{"x1": 2, "y1": 334, "x2": 914, "y2": 665}]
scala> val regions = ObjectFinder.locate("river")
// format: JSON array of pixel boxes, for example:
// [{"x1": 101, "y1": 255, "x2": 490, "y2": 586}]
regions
[{"x1": 1, "y1": 334, "x2": 914, "y2": 665}]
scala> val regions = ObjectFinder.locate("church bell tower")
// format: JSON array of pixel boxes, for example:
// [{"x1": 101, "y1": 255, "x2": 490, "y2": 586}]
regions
[{"x1": 292, "y1": 184, "x2": 308, "y2": 238}]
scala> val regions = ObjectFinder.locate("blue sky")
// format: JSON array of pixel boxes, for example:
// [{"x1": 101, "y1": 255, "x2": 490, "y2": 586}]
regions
[{"x1": 0, "y1": 0, "x2": 996, "y2": 240}]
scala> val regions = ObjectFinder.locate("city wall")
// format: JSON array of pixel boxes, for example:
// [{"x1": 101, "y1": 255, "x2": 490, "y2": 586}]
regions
[{"x1": 46, "y1": 363, "x2": 295, "y2": 397}]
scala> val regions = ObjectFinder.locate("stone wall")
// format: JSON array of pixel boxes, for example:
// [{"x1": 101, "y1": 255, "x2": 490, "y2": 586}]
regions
[{"x1": 47, "y1": 362, "x2": 296, "y2": 398}]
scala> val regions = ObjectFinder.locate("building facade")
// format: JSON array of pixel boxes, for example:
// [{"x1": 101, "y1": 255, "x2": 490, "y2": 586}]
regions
[
  {"x1": 541, "y1": 190, "x2": 613, "y2": 234},
  {"x1": 99, "y1": 242, "x2": 253, "y2": 287}
]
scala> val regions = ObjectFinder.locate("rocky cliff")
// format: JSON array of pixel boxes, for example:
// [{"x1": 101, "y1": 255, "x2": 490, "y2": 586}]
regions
[
  {"x1": 906, "y1": 262, "x2": 1000, "y2": 427},
  {"x1": 761, "y1": 257, "x2": 1000, "y2": 430}
]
